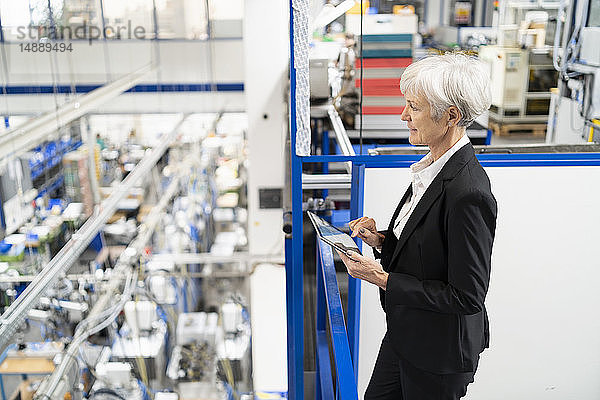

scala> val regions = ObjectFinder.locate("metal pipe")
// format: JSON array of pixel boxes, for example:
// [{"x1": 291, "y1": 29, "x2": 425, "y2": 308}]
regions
[
  {"x1": 34, "y1": 270, "x2": 137, "y2": 400},
  {"x1": 149, "y1": 252, "x2": 285, "y2": 265},
  {"x1": 85, "y1": 172, "x2": 182, "y2": 320},
  {"x1": 86, "y1": 117, "x2": 101, "y2": 205},
  {"x1": 0, "y1": 115, "x2": 186, "y2": 354},
  {"x1": 302, "y1": 173, "x2": 351, "y2": 189},
  {"x1": 370, "y1": 143, "x2": 600, "y2": 155},
  {"x1": 327, "y1": 106, "x2": 355, "y2": 173},
  {"x1": 553, "y1": 0, "x2": 569, "y2": 72},
  {"x1": 0, "y1": 270, "x2": 256, "y2": 284},
  {"x1": 283, "y1": 116, "x2": 293, "y2": 236}
]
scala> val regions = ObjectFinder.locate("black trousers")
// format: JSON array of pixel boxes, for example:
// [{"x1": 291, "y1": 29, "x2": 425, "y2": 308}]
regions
[{"x1": 364, "y1": 334, "x2": 476, "y2": 400}]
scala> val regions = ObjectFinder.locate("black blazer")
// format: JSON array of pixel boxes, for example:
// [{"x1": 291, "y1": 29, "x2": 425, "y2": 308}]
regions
[{"x1": 376, "y1": 143, "x2": 497, "y2": 374}]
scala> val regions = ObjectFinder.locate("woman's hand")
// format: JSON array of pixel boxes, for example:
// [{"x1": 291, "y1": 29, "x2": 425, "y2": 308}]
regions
[
  {"x1": 337, "y1": 250, "x2": 388, "y2": 290},
  {"x1": 349, "y1": 217, "x2": 385, "y2": 248}
]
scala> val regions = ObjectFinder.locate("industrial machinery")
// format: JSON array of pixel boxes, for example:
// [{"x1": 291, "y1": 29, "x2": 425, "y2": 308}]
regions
[
  {"x1": 547, "y1": 0, "x2": 600, "y2": 143},
  {"x1": 0, "y1": 115, "x2": 254, "y2": 400},
  {"x1": 480, "y1": 46, "x2": 529, "y2": 117},
  {"x1": 480, "y1": 45, "x2": 558, "y2": 125}
]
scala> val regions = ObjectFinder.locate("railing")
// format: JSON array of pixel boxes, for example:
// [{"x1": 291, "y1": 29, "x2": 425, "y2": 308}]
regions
[
  {"x1": 286, "y1": 152, "x2": 600, "y2": 400},
  {"x1": 315, "y1": 238, "x2": 359, "y2": 400},
  {"x1": 284, "y1": 159, "x2": 364, "y2": 400}
]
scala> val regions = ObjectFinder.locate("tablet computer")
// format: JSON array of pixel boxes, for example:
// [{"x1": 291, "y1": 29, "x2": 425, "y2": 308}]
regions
[{"x1": 307, "y1": 211, "x2": 361, "y2": 257}]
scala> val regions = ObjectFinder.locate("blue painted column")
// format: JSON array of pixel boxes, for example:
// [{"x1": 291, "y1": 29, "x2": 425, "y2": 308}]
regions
[
  {"x1": 289, "y1": 1, "x2": 304, "y2": 398},
  {"x1": 315, "y1": 240, "x2": 328, "y2": 400},
  {"x1": 322, "y1": 129, "x2": 329, "y2": 199},
  {"x1": 348, "y1": 162, "x2": 365, "y2": 379},
  {"x1": 284, "y1": 237, "x2": 296, "y2": 398}
]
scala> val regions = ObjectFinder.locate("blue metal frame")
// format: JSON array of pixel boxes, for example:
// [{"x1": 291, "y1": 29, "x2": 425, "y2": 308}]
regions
[
  {"x1": 347, "y1": 163, "x2": 364, "y2": 379},
  {"x1": 322, "y1": 129, "x2": 329, "y2": 199},
  {"x1": 286, "y1": 151, "x2": 600, "y2": 399},
  {"x1": 315, "y1": 240, "x2": 334, "y2": 400},
  {"x1": 301, "y1": 154, "x2": 600, "y2": 170},
  {"x1": 316, "y1": 239, "x2": 358, "y2": 400},
  {"x1": 485, "y1": 129, "x2": 492, "y2": 145},
  {"x1": 0, "y1": 83, "x2": 244, "y2": 95},
  {"x1": 287, "y1": 2, "x2": 600, "y2": 399},
  {"x1": 288, "y1": 1, "x2": 304, "y2": 398}
]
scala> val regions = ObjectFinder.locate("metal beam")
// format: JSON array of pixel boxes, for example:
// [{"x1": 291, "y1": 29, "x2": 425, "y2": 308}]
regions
[
  {"x1": 149, "y1": 252, "x2": 284, "y2": 265},
  {"x1": 0, "y1": 64, "x2": 153, "y2": 166},
  {"x1": 0, "y1": 270, "x2": 252, "y2": 283},
  {"x1": 328, "y1": 105, "x2": 355, "y2": 173},
  {"x1": 0, "y1": 114, "x2": 186, "y2": 354},
  {"x1": 371, "y1": 143, "x2": 600, "y2": 155},
  {"x1": 302, "y1": 173, "x2": 351, "y2": 189}
]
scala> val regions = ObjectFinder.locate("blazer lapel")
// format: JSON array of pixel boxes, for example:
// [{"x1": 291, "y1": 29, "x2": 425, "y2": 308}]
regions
[
  {"x1": 387, "y1": 143, "x2": 476, "y2": 267},
  {"x1": 389, "y1": 179, "x2": 443, "y2": 267},
  {"x1": 386, "y1": 184, "x2": 413, "y2": 234},
  {"x1": 380, "y1": 184, "x2": 412, "y2": 269}
]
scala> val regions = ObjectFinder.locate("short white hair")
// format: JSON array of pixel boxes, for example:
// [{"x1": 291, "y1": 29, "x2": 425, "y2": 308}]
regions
[{"x1": 399, "y1": 53, "x2": 492, "y2": 127}]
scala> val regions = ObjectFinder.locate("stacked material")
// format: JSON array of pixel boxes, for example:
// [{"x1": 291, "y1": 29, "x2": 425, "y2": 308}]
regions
[
  {"x1": 354, "y1": 34, "x2": 412, "y2": 130},
  {"x1": 63, "y1": 146, "x2": 98, "y2": 217}
]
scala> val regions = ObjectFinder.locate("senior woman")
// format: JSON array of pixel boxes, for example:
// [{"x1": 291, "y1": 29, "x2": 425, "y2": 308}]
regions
[{"x1": 337, "y1": 53, "x2": 497, "y2": 400}]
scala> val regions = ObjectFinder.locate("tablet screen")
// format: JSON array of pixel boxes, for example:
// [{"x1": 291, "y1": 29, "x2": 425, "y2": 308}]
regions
[{"x1": 307, "y1": 211, "x2": 361, "y2": 254}]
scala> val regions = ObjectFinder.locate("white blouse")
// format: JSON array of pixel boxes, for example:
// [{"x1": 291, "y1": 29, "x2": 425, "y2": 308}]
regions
[{"x1": 393, "y1": 134, "x2": 471, "y2": 239}]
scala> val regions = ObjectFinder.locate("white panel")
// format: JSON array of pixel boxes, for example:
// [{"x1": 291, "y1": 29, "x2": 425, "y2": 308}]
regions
[
  {"x1": 466, "y1": 166, "x2": 600, "y2": 400},
  {"x1": 553, "y1": 98, "x2": 589, "y2": 144},
  {"x1": 244, "y1": 0, "x2": 288, "y2": 393},
  {"x1": 244, "y1": 0, "x2": 287, "y2": 256},
  {"x1": 1, "y1": 40, "x2": 241, "y2": 86},
  {"x1": 1, "y1": 40, "x2": 244, "y2": 115},
  {"x1": 358, "y1": 168, "x2": 410, "y2": 398},
  {"x1": 6, "y1": 42, "x2": 109, "y2": 84},
  {"x1": 158, "y1": 42, "x2": 210, "y2": 82},
  {"x1": 96, "y1": 92, "x2": 245, "y2": 114},
  {"x1": 213, "y1": 40, "x2": 245, "y2": 82},
  {"x1": 105, "y1": 41, "x2": 153, "y2": 78},
  {"x1": 7, "y1": 47, "x2": 58, "y2": 84},
  {"x1": 360, "y1": 165, "x2": 600, "y2": 399},
  {"x1": 1, "y1": 92, "x2": 244, "y2": 115},
  {"x1": 0, "y1": 95, "x2": 58, "y2": 116},
  {"x1": 250, "y1": 264, "x2": 288, "y2": 395},
  {"x1": 211, "y1": 0, "x2": 244, "y2": 20},
  {"x1": 427, "y1": 0, "x2": 443, "y2": 29}
]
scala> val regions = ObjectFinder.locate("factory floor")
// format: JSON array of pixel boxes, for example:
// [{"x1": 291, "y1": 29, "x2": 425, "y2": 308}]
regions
[{"x1": 490, "y1": 133, "x2": 546, "y2": 145}]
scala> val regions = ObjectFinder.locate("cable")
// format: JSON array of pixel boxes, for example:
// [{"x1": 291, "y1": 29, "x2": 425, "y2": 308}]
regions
[
  {"x1": 132, "y1": 287, "x2": 152, "y2": 395},
  {"x1": 74, "y1": 270, "x2": 134, "y2": 337},
  {"x1": 90, "y1": 388, "x2": 127, "y2": 400},
  {"x1": 217, "y1": 312, "x2": 239, "y2": 400},
  {"x1": 36, "y1": 271, "x2": 137, "y2": 399},
  {"x1": 137, "y1": 379, "x2": 152, "y2": 400},
  {"x1": 359, "y1": 0, "x2": 364, "y2": 155}
]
